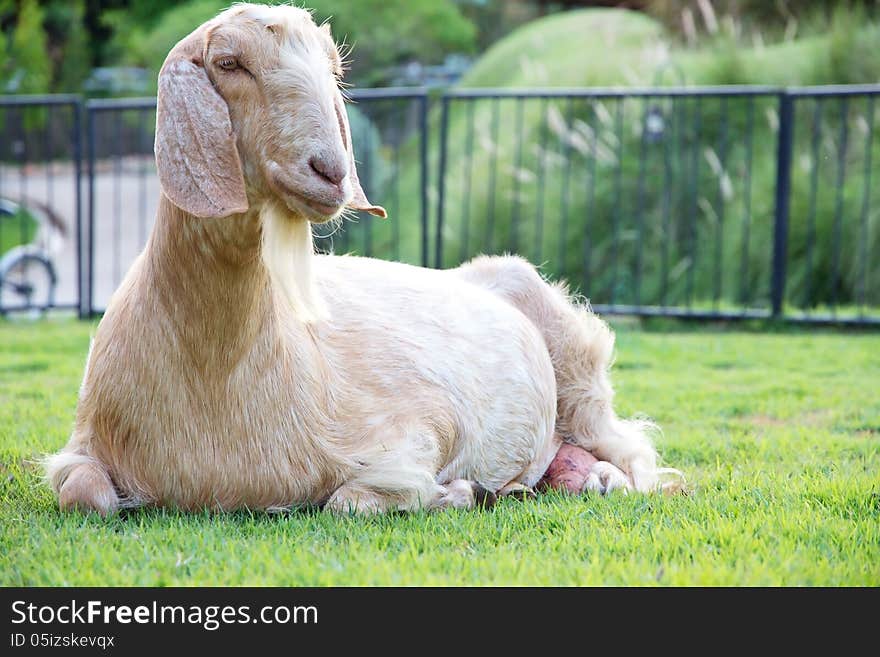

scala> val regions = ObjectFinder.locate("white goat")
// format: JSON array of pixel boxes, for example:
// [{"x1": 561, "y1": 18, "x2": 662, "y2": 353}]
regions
[{"x1": 46, "y1": 3, "x2": 673, "y2": 515}]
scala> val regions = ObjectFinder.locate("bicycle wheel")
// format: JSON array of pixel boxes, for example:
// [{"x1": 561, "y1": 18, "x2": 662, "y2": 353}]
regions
[{"x1": 0, "y1": 246, "x2": 57, "y2": 314}]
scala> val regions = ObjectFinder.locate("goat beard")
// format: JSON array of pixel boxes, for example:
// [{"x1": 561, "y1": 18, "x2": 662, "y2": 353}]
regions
[{"x1": 260, "y1": 200, "x2": 329, "y2": 323}]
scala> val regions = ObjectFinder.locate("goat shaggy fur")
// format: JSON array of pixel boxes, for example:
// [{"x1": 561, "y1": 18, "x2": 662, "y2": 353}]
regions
[{"x1": 45, "y1": 3, "x2": 678, "y2": 515}]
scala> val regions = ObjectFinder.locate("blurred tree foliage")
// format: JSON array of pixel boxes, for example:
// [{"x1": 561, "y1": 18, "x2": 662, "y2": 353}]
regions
[
  {"x1": 101, "y1": 0, "x2": 227, "y2": 86},
  {"x1": 1, "y1": 0, "x2": 878, "y2": 95},
  {"x1": 646, "y1": 0, "x2": 880, "y2": 40},
  {"x1": 51, "y1": 0, "x2": 90, "y2": 92},
  {"x1": 103, "y1": 0, "x2": 478, "y2": 87},
  {"x1": 311, "y1": 0, "x2": 477, "y2": 84},
  {"x1": 1, "y1": 0, "x2": 92, "y2": 94},
  {"x1": 7, "y1": 0, "x2": 50, "y2": 94},
  {"x1": 0, "y1": 1, "x2": 10, "y2": 85},
  {"x1": 457, "y1": 0, "x2": 543, "y2": 51}
]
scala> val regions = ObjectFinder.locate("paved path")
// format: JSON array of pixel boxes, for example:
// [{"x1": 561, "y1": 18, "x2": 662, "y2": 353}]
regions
[{"x1": 1, "y1": 158, "x2": 160, "y2": 310}]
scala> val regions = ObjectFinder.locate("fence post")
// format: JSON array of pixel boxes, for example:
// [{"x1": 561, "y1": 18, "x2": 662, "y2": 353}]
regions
[
  {"x1": 771, "y1": 91, "x2": 794, "y2": 318},
  {"x1": 434, "y1": 95, "x2": 450, "y2": 269},
  {"x1": 85, "y1": 102, "x2": 95, "y2": 318}
]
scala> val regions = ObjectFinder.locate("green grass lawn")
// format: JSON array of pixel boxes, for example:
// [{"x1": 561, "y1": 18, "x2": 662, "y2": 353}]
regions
[{"x1": 1, "y1": 318, "x2": 878, "y2": 586}]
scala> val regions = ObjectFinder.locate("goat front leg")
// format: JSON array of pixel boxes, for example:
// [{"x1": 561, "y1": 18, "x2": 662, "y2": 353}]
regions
[
  {"x1": 431, "y1": 480, "x2": 497, "y2": 510},
  {"x1": 44, "y1": 450, "x2": 120, "y2": 516},
  {"x1": 324, "y1": 484, "x2": 388, "y2": 514},
  {"x1": 325, "y1": 425, "x2": 500, "y2": 514},
  {"x1": 325, "y1": 433, "x2": 438, "y2": 514},
  {"x1": 326, "y1": 478, "x2": 496, "y2": 514}
]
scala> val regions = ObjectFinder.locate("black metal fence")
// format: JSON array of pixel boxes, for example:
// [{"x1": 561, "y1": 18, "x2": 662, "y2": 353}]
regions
[
  {"x1": 0, "y1": 95, "x2": 82, "y2": 314},
  {"x1": 0, "y1": 84, "x2": 878, "y2": 324},
  {"x1": 437, "y1": 85, "x2": 880, "y2": 324}
]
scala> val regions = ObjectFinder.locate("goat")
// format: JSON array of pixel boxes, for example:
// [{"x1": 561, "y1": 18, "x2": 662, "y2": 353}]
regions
[{"x1": 45, "y1": 3, "x2": 678, "y2": 515}]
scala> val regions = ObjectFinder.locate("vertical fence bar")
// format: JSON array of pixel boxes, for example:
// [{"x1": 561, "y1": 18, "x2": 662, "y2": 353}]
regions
[
  {"x1": 138, "y1": 107, "x2": 149, "y2": 247},
  {"x1": 675, "y1": 96, "x2": 689, "y2": 307},
  {"x1": 634, "y1": 96, "x2": 649, "y2": 307},
  {"x1": 771, "y1": 92, "x2": 795, "y2": 318},
  {"x1": 391, "y1": 121, "x2": 401, "y2": 263},
  {"x1": 804, "y1": 98, "x2": 823, "y2": 309},
  {"x1": 738, "y1": 95, "x2": 755, "y2": 309},
  {"x1": 459, "y1": 99, "x2": 475, "y2": 263},
  {"x1": 17, "y1": 111, "x2": 27, "y2": 249},
  {"x1": 660, "y1": 96, "x2": 674, "y2": 307},
  {"x1": 686, "y1": 96, "x2": 702, "y2": 309},
  {"x1": 86, "y1": 104, "x2": 96, "y2": 317},
  {"x1": 434, "y1": 95, "x2": 450, "y2": 269},
  {"x1": 44, "y1": 106, "x2": 55, "y2": 243},
  {"x1": 73, "y1": 100, "x2": 86, "y2": 318},
  {"x1": 419, "y1": 93, "x2": 429, "y2": 268},
  {"x1": 830, "y1": 96, "x2": 850, "y2": 315},
  {"x1": 361, "y1": 117, "x2": 372, "y2": 258},
  {"x1": 534, "y1": 97, "x2": 549, "y2": 263},
  {"x1": 557, "y1": 97, "x2": 575, "y2": 271},
  {"x1": 509, "y1": 97, "x2": 525, "y2": 254},
  {"x1": 581, "y1": 101, "x2": 599, "y2": 294},
  {"x1": 714, "y1": 95, "x2": 729, "y2": 309},
  {"x1": 484, "y1": 98, "x2": 501, "y2": 253},
  {"x1": 858, "y1": 95, "x2": 875, "y2": 315},
  {"x1": 113, "y1": 110, "x2": 123, "y2": 286},
  {"x1": 610, "y1": 98, "x2": 624, "y2": 305}
]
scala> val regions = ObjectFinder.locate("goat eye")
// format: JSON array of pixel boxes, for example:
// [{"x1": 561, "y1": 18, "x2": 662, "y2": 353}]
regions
[{"x1": 218, "y1": 57, "x2": 239, "y2": 71}]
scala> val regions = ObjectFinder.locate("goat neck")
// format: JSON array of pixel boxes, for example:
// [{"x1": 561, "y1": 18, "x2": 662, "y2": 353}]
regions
[{"x1": 144, "y1": 193, "x2": 276, "y2": 374}]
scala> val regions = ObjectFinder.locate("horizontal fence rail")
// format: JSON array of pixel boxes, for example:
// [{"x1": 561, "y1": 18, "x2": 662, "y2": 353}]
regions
[{"x1": 0, "y1": 84, "x2": 878, "y2": 325}]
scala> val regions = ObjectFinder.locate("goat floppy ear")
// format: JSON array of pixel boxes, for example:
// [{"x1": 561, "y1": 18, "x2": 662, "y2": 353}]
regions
[
  {"x1": 332, "y1": 91, "x2": 387, "y2": 218},
  {"x1": 154, "y1": 29, "x2": 249, "y2": 218}
]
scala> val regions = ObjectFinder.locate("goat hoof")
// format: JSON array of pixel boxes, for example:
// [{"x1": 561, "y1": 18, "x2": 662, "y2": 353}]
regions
[
  {"x1": 583, "y1": 461, "x2": 632, "y2": 496},
  {"x1": 498, "y1": 482, "x2": 536, "y2": 501},
  {"x1": 472, "y1": 484, "x2": 497, "y2": 509}
]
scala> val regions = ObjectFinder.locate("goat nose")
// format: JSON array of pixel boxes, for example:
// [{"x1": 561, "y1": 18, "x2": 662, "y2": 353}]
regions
[{"x1": 309, "y1": 156, "x2": 346, "y2": 187}]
